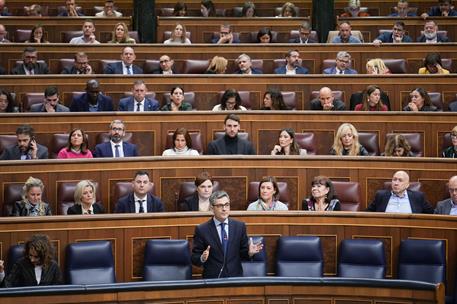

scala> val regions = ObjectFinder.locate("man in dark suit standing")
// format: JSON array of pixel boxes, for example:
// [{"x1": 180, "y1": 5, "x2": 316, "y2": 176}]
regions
[
  {"x1": 115, "y1": 170, "x2": 164, "y2": 213},
  {"x1": 310, "y1": 87, "x2": 346, "y2": 111},
  {"x1": 30, "y1": 86, "x2": 69, "y2": 112},
  {"x1": 274, "y1": 50, "x2": 309, "y2": 75},
  {"x1": 0, "y1": 124, "x2": 48, "y2": 160},
  {"x1": 289, "y1": 22, "x2": 318, "y2": 44},
  {"x1": 70, "y1": 79, "x2": 114, "y2": 112},
  {"x1": 435, "y1": 176, "x2": 457, "y2": 215},
  {"x1": 367, "y1": 171, "x2": 434, "y2": 213},
  {"x1": 191, "y1": 190, "x2": 263, "y2": 278},
  {"x1": 94, "y1": 119, "x2": 139, "y2": 157},
  {"x1": 118, "y1": 80, "x2": 159, "y2": 112},
  {"x1": 104, "y1": 47, "x2": 143, "y2": 75},
  {"x1": 11, "y1": 47, "x2": 49, "y2": 75}
]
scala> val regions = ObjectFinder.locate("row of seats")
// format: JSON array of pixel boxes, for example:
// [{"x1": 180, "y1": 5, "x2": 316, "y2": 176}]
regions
[{"x1": 3, "y1": 237, "x2": 446, "y2": 284}]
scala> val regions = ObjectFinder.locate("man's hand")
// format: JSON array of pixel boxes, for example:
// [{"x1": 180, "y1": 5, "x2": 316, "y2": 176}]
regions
[
  {"x1": 44, "y1": 101, "x2": 55, "y2": 112},
  {"x1": 373, "y1": 39, "x2": 382, "y2": 46},
  {"x1": 248, "y1": 237, "x2": 263, "y2": 257},
  {"x1": 201, "y1": 245, "x2": 210, "y2": 262},
  {"x1": 30, "y1": 139, "x2": 38, "y2": 159}
]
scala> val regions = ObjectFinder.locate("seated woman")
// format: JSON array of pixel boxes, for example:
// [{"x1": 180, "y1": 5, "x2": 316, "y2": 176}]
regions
[
  {"x1": 180, "y1": 172, "x2": 214, "y2": 211},
  {"x1": 366, "y1": 58, "x2": 391, "y2": 75},
  {"x1": 354, "y1": 85, "x2": 389, "y2": 111},
  {"x1": 13, "y1": 177, "x2": 52, "y2": 216},
  {"x1": 25, "y1": 25, "x2": 49, "y2": 43},
  {"x1": 349, "y1": 85, "x2": 391, "y2": 110},
  {"x1": 277, "y1": 2, "x2": 297, "y2": 17},
  {"x1": 247, "y1": 176, "x2": 288, "y2": 211},
  {"x1": 164, "y1": 23, "x2": 191, "y2": 44},
  {"x1": 242, "y1": 1, "x2": 256, "y2": 17},
  {"x1": 110, "y1": 22, "x2": 136, "y2": 44},
  {"x1": 0, "y1": 234, "x2": 62, "y2": 287},
  {"x1": 271, "y1": 128, "x2": 307, "y2": 155},
  {"x1": 57, "y1": 128, "x2": 93, "y2": 159},
  {"x1": 0, "y1": 89, "x2": 16, "y2": 112},
  {"x1": 418, "y1": 53, "x2": 450, "y2": 74},
  {"x1": 173, "y1": 1, "x2": 187, "y2": 16},
  {"x1": 262, "y1": 89, "x2": 289, "y2": 110},
  {"x1": 302, "y1": 176, "x2": 341, "y2": 211},
  {"x1": 403, "y1": 87, "x2": 438, "y2": 112},
  {"x1": 212, "y1": 89, "x2": 247, "y2": 111},
  {"x1": 67, "y1": 180, "x2": 104, "y2": 214},
  {"x1": 257, "y1": 27, "x2": 273, "y2": 43},
  {"x1": 340, "y1": 0, "x2": 370, "y2": 17},
  {"x1": 330, "y1": 123, "x2": 369, "y2": 156},
  {"x1": 200, "y1": 0, "x2": 216, "y2": 17},
  {"x1": 442, "y1": 125, "x2": 457, "y2": 158},
  {"x1": 162, "y1": 127, "x2": 199, "y2": 156},
  {"x1": 161, "y1": 86, "x2": 192, "y2": 111},
  {"x1": 384, "y1": 134, "x2": 413, "y2": 156},
  {"x1": 205, "y1": 56, "x2": 228, "y2": 74}
]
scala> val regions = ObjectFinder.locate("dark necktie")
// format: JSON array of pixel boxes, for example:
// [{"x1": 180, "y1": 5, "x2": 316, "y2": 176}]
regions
[
  {"x1": 126, "y1": 66, "x2": 132, "y2": 75},
  {"x1": 88, "y1": 209, "x2": 92, "y2": 214},
  {"x1": 138, "y1": 200, "x2": 145, "y2": 213},
  {"x1": 220, "y1": 222, "x2": 228, "y2": 255},
  {"x1": 136, "y1": 102, "x2": 141, "y2": 112},
  {"x1": 114, "y1": 144, "x2": 120, "y2": 157}
]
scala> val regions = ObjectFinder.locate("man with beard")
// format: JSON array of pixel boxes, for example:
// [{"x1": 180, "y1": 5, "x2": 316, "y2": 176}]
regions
[
  {"x1": 417, "y1": 20, "x2": 449, "y2": 43},
  {"x1": 69, "y1": 19, "x2": 100, "y2": 44},
  {"x1": 30, "y1": 86, "x2": 69, "y2": 112},
  {"x1": 373, "y1": 21, "x2": 413, "y2": 45},
  {"x1": 61, "y1": 52, "x2": 94, "y2": 75},
  {"x1": 12, "y1": 47, "x2": 49, "y2": 75},
  {"x1": 274, "y1": 50, "x2": 309, "y2": 74},
  {"x1": 94, "y1": 119, "x2": 139, "y2": 157},
  {"x1": 69, "y1": 79, "x2": 113, "y2": 112},
  {"x1": 0, "y1": 124, "x2": 48, "y2": 160}
]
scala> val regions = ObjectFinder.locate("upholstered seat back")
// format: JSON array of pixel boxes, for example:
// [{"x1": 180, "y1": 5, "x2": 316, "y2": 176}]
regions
[
  {"x1": 242, "y1": 236, "x2": 267, "y2": 277},
  {"x1": 176, "y1": 181, "x2": 221, "y2": 210},
  {"x1": 6, "y1": 244, "x2": 25, "y2": 274},
  {"x1": 332, "y1": 181, "x2": 361, "y2": 211},
  {"x1": 295, "y1": 132, "x2": 316, "y2": 155},
  {"x1": 359, "y1": 132, "x2": 380, "y2": 156},
  {"x1": 338, "y1": 239, "x2": 385, "y2": 279}
]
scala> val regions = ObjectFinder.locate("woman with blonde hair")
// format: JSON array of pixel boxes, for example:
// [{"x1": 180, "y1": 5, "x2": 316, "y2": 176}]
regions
[
  {"x1": 67, "y1": 180, "x2": 104, "y2": 215},
  {"x1": 330, "y1": 123, "x2": 368, "y2": 156},
  {"x1": 13, "y1": 177, "x2": 51, "y2": 216},
  {"x1": 205, "y1": 56, "x2": 228, "y2": 74},
  {"x1": 110, "y1": 22, "x2": 136, "y2": 43},
  {"x1": 384, "y1": 134, "x2": 413, "y2": 157},
  {"x1": 366, "y1": 58, "x2": 390, "y2": 75},
  {"x1": 164, "y1": 23, "x2": 191, "y2": 44}
]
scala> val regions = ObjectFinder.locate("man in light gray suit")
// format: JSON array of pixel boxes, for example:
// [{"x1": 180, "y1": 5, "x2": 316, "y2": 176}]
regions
[
  {"x1": 435, "y1": 176, "x2": 457, "y2": 215},
  {"x1": 30, "y1": 86, "x2": 69, "y2": 112}
]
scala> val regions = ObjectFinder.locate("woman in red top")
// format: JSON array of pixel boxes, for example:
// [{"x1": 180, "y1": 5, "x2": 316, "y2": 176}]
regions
[{"x1": 354, "y1": 85, "x2": 388, "y2": 111}]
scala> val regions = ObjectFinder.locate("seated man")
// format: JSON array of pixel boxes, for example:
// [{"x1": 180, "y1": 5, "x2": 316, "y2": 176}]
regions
[
  {"x1": 207, "y1": 113, "x2": 256, "y2": 155},
  {"x1": 435, "y1": 176, "x2": 457, "y2": 215},
  {"x1": 94, "y1": 119, "x2": 138, "y2": 157},
  {"x1": 58, "y1": 0, "x2": 84, "y2": 16},
  {"x1": 212, "y1": 24, "x2": 240, "y2": 44},
  {"x1": 95, "y1": 0, "x2": 122, "y2": 17},
  {"x1": 274, "y1": 50, "x2": 309, "y2": 75},
  {"x1": 389, "y1": 0, "x2": 417, "y2": 17},
  {"x1": 61, "y1": 52, "x2": 94, "y2": 74},
  {"x1": 310, "y1": 87, "x2": 346, "y2": 111},
  {"x1": 152, "y1": 55, "x2": 176, "y2": 75},
  {"x1": 69, "y1": 79, "x2": 114, "y2": 112},
  {"x1": 0, "y1": 24, "x2": 10, "y2": 43},
  {"x1": 421, "y1": 0, "x2": 457, "y2": 18},
  {"x1": 0, "y1": 124, "x2": 48, "y2": 160},
  {"x1": 289, "y1": 21, "x2": 317, "y2": 44},
  {"x1": 373, "y1": 21, "x2": 413, "y2": 45},
  {"x1": 69, "y1": 19, "x2": 100, "y2": 44},
  {"x1": 30, "y1": 86, "x2": 69, "y2": 112},
  {"x1": 233, "y1": 53, "x2": 262, "y2": 75},
  {"x1": 323, "y1": 51, "x2": 358, "y2": 74},
  {"x1": 417, "y1": 20, "x2": 449, "y2": 43},
  {"x1": 104, "y1": 47, "x2": 143, "y2": 75},
  {"x1": 340, "y1": 0, "x2": 370, "y2": 17},
  {"x1": 119, "y1": 80, "x2": 159, "y2": 112},
  {"x1": 0, "y1": 0, "x2": 10, "y2": 16},
  {"x1": 12, "y1": 47, "x2": 49, "y2": 75},
  {"x1": 367, "y1": 170, "x2": 434, "y2": 213},
  {"x1": 331, "y1": 21, "x2": 362, "y2": 43},
  {"x1": 24, "y1": 4, "x2": 43, "y2": 16},
  {"x1": 115, "y1": 170, "x2": 164, "y2": 213}
]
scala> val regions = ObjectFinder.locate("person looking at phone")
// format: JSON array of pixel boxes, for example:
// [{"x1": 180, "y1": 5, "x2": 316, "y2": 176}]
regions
[
  {"x1": 61, "y1": 52, "x2": 94, "y2": 75},
  {"x1": 30, "y1": 86, "x2": 69, "y2": 112},
  {"x1": 0, "y1": 124, "x2": 48, "y2": 160}
]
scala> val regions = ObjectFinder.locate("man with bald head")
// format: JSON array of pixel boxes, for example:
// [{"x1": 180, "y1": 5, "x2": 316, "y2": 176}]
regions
[
  {"x1": 310, "y1": 87, "x2": 346, "y2": 111},
  {"x1": 367, "y1": 171, "x2": 433, "y2": 213},
  {"x1": 69, "y1": 79, "x2": 114, "y2": 112},
  {"x1": 434, "y1": 176, "x2": 457, "y2": 215},
  {"x1": 104, "y1": 47, "x2": 143, "y2": 75}
]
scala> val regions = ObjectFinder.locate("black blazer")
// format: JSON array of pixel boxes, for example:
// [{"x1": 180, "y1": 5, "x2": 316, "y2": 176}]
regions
[
  {"x1": 181, "y1": 192, "x2": 199, "y2": 211},
  {"x1": 2, "y1": 257, "x2": 62, "y2": 287},
  {"x1": 207, "y1": 136, "x2": 256, "y2": 155},
  {"x1": 191, "y1": 218, "x2": 249, "y2": 278},
  {"x1": 11, "y1": 62, "x2": 49, "y2": 75},
  {"x1": 67, "y1": 202, "x2": 105, "y2": 214},
  {"x1": 366, "y1": 189, "x2": 434, "y2": 214},
  {"x1": 114, "y1": 192, "x2": 164, "y2": 213},
  {"x1": 103, "y1": 62, "x2": 143, "y2": 74}
]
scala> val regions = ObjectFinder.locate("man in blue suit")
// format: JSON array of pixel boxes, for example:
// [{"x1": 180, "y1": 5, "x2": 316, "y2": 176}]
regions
[
  {"x1": 274, "y1": 50, "x2": 309, "y2": 75},
  {"x1": 367, "y1": 171, "x2": 434, "y2": 214},
  {"x1": 416, "y1": 20, "x2": 449, "y2": 43},
  {"x1": 94, "y1": 119, "x2": 139, "y2": 157},
  {"x1": 104, "y1": 47, "x2": 143, "y2": 75},
  {"x1": 119, "y1": 80, "x2": 160, "y2": 112},
  {"x1": 115, "y1": 170, "x2": 164, "y2": 213},
  {"x1": 233, "y1": 54, "x2": 262, "y2": 75},
  {"x1": 191, "y1": 190, "x2": 263, "y2": 278},
  {"x1": 323, "y1": 51, "x2": 358, "y2": 74},
  {"x1": 69, "y1": 79, "x2": 114, "y2": 112},
  {"x1": 373, "y1": 21, "x2": 413, "y2": 45}
]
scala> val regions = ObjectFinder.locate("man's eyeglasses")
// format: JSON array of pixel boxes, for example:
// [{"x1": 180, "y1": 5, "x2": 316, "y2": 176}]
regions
[{"x1": 213, "y1": 203, "x2": 230, "y2": 209}]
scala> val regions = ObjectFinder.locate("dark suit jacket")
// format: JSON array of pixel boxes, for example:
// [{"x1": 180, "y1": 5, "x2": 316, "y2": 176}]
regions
[
  {"x1": 310, "y1": 99, "x2": 346, "y2": 110},
  {"x1": 416, "y1": 33, "x2": 449, "y2": 43},
  {"x1": 366, "y1": 189, "x2": 434, "y2": 214},
  {"x1": 12, "y1": 62, "x2": 49, "y2": 75},
  {"x1": 151, "y1": 67, "x2": 177, "y2": 74},
  {"x1": 207, "y1": 135, "x2": 256, "y2": 155},
  {"x1": 94, "y1": 141, "x2": 139, "y2": 158},
  {"x1": 233, "y1": 68, "x2": 262, "y2": 75},
  {"x1": 180, "y1": 192, "x2": 199, "y2": 211},
  {"x1": 323, "y1": 66, "x2": 358, "y2": 75},
  {"x1": 0, "y1": 144, "x2": 48, "y2": 160},
  {"x1": 288, "y1": 37, "x2": 318, "y2": 43},
  {"x1": 2, "y1": 257, "x2": 62, "y2": 287},
  {"x1": 114, "y1": 192, "x2": 164, "y2": 213},
  {"x1": 191, "y1": 218, "x2": 249, "y2": 278},
  {"x1": 67, "y1": 202, "x2": 105, "y2": 215},
  {"x1": 61, "y1": 66, "x2": 90, "y2": 74},
  {"x1": 69, "y1": 93, "x2": 114, "y2": 112},
  {"x1": 434, "y1": 198, "x2": 455, "y2": 215},
  {"x1": 449, "y1": 101, "x2": 457, "y2": 112},
  {"x1": 427, "y1": 6, "x2": 457, "y2": 16},
  {"x1": 374, "y1": 32, "x2": 413, "y2": 43},
  {"x1": 30, "y1": 103, "x2": 70, "y2": 112},
  {"x1": 118, "y1": 96, "x2": 160, "y2": 111},
  {"x1": 350, "y1": 92, "x2": 391, "y2": 110},
  {"x1": 104, "y1": 62, "x2": 143, "y2": 75},
  {"x1": 274, "y1": 65, "x2": 309, "y2": 75}
]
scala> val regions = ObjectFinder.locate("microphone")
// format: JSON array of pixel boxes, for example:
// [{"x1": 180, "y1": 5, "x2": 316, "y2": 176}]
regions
[{"x1": 217, "y1": 253, "x2": 226, "y2": 279}]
